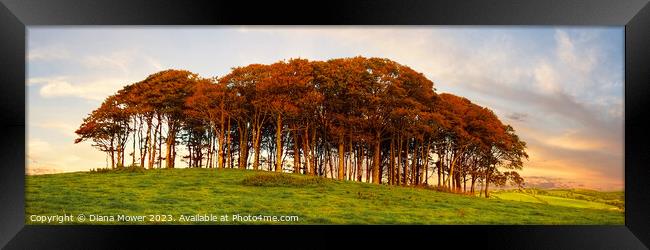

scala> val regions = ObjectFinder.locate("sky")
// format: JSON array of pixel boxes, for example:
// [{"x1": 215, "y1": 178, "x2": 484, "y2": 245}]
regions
[{"x1": 26, "y1": 26, "x2": 624, "y2": 190}]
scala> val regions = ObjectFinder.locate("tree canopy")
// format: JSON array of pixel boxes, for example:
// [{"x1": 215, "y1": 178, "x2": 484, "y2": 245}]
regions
[{"x1": 75, "y1": 56, "x2": 528, "y2": 196}]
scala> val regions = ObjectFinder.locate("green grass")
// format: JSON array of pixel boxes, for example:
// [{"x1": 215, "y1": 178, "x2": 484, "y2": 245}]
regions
[
  {"x1": 25, "y1": 168, "x2": 624, "y2": 225},
  {"x1": 540, "y1": 189, "x2": 624, "y2": 209},
  {"x1": 489, "y1": 192, "x2": 543, "y2": 204},
  {"x1": 492, "y1": 188, "x2": 625, "y2": 211}
]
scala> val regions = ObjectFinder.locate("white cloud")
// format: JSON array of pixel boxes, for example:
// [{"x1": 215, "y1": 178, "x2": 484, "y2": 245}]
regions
[
  {"x1": 27, "y1": 136, "x2": 108, "y2": 174},
  {"x1": 79, "y1": 49, "x2": 167, "y2": 74},
  {"x1": 544, "y1": 131, "x2": 606, "y2": 152},
  {"x1": 81, "y1": 51, "x2": 132, "y2": 73},
  {"x1": 145, "y1": 56, "x2": 164, "y2": 70},
  {"x1": 27, "y1": 138, "x2": 52, "y2": 156},
  {"x1": 533, "y1": 61, "x2": 560, "y2": 93},
  {"x1": 28, "y1": 76, "x2": 68, "y2": 86},
  {"x1": 37, "y1": 121, "x2": 78, "y2": 137},
  {"x1": 555, "y1": 30, "x2": 599, "y2": 75},
  {"x1": 27, "y1": 46, "x2": 70, "y2": 61},
  {"x1": 36, "y1": 77, "x2": 130, "y2": 101}
]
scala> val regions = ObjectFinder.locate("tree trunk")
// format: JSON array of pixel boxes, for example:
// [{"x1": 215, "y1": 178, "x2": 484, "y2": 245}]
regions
[
  {"x1": 389, "y1": 136, "x2": 395, "y2": 185},
  {"x1": 310, "y1": 128, "x2": 317, "y2": 175},
  {"x1": 208, "y1": 131, "x2": 214, "y2": 168},
  {"x1": 116, "y1": 145, "x2": 122, "y2": 168},
  {"x1": 303, "y1": 128, "x2": 311, "y2": 175},
  {"x1": 448, "y1": 153, "x2": 457, "y2": 192},
  {"x1": 352, "y1": 145, "x2": 357, "y2": 181},
  {"x1": 110, "y1": 137, "x2": 115, "y2": 169},
  {"x1": 471, "y1": 175, "x2": 476, "y2": 194},
  {"x1": 440, "y1": 151, "x2": 446, "y2": 187},
  {"x1": 165, "y1": 119, "x2": 175, "y2": 169},
  {"x1": 293, "y1": 131, "x2": 300, "y2": 173},
  {"x1": 268, "y1": 141, "x2": 274, "y2": 171},
  {"x1": 244, "y1": 124, "x2": 250, "y2": 169},
  {"x1": 217, "y1": 121, "x2": 224, "y2": 169},
  {"x1": 463, "y1": 173, "x2": 467, "y2": 193},
  {"x1": 147, "y1": 118, "x2": 156, "y2": 169},
  {"x1": 422, "y1": 143, "x2": 429, "y2": 185},
  {"x1": 396, "y1": 136, "x2": 402, "y2": 185},
  {"x1": 253, "y1": 126, "x2": 261, "y2": 171},
  {"x1": 226, "y1": 117, "x2": 232, "y2": 169},
  {"x1": 455, "y1": 169, "x2": 461, "y2": 191},
  {"x1": 275, "y1": 113, "x2": 283, "y2": 172},
  {"x1": 412, "y1": 140, "x2": 418, "y2": 185},
  {"x1": 131, "y1": 117, "x2": 136, "y2": 166},
  {"x1": 187, "y1": 133, "x2": 193, "y2": 167},
  {"x1": 372, "y1": 132, "x2": 380, "y2": 184},
  {"x1": 328, "y1": 150, "x2": 334, "y2": 179},
  {"x1": 484, "y1": 169, "x2": 491, "y2": 198},
  {"x1": 157, "y1": 117, "x2": 162, "y2": 168},
  {"x1": 357, "y1": 144, "x2": 363, "y2": 182},
  {"x1": 238, "y1": 122, "x2": 249, "y2": 170},
  {"x1": 404, "y1": 139, "x2": 410, "y2": 185},
  {"x1": 218, "y1": 102, "x2": 225, "y2": 169},
  {"x1": 171, "y1": 135, "x2": 176, "y2": 168},
  {"x1": 437, "y1": 160, "x2": 441, "y2": 187},
  {"x1": 338, "y1": 138, "x2": 345, "y2": 180},
  {"x1": 365, "y1": 151, "x2": 371, "y2": 183},
  {"x1": 419, "y1": 143, "x2": 429, "y2": 184},
  {"x1": 348, "y1": 138, "x2": 353, "y2": 181}
]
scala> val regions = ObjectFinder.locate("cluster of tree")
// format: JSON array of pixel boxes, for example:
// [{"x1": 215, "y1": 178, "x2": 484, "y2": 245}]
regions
[{"x1": 75, "y1": 57, "x2": 528, "y2": 196}]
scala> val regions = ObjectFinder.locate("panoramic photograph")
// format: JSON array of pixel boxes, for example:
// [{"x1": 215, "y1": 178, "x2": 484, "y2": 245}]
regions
[{"x1": 26, "y1": 26, "x2": 624, "y2": 225}]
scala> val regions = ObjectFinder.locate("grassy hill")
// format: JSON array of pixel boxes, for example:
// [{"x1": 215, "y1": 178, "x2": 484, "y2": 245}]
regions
[
  {"x1": 491, "y1": 189, "x2": 624, "y2": 211},
  {"x1": 25, "y1": 168, "x2": 624, "y2": 225}
]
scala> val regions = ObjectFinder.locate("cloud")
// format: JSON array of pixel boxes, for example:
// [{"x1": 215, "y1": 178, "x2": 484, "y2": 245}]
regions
[
  {"x1": 523, "y1": 176, "x2": 584, "y2": 189},
  {"x1": 555, "y1": 30, "x2": 599, "y2": 76},
  {"x1": 80, "y1": 51, "x2": 170, "y2": 75},
  {"x1": 35, "y1": 77, "x2": 131, "y2": 101},
  {"x1": 542, "y1": 130, "x2": 614, "y2": 152},
  {"x1": 31, "y1": 50, "x2": 165, "y2": 100},
  {"x1": 28, "y1": 138, "x2": 53, "y2": 156},
  {"x1": 37, "y1": 121, "x2": 78, "y2": 137},
  {"x1": 144, "y1": 56, "x2": 164, "y2": 71},
  {"x1": 81, "y1": 51, "x2": 134, "y2": 73},
  {"x1": 520, "y1": 134, "x2": 623, "y2": 190},
  {"x1": 533, "y1": 61, "x2": 560, "y2": 93},
  {"x1": 27, "y1": 136, "x2": 108, "y2": 174},
  {"x1": 506, "y1": 112, "x2": 528, "y2": 122},
  {"x1": 27, "y1": 46, "x2": 70, "y2": 61},
  {"x1": 28, "y1": 76, "x2": 68, "y2": 86}
]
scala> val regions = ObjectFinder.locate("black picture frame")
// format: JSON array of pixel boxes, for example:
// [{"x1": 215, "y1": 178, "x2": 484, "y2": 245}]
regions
[{"x1": 1, "y1": 0, "x2": 649, "y2": 249}]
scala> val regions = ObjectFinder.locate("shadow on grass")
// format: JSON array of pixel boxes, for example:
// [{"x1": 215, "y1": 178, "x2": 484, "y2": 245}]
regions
[{"x1": 241, "y1": 172, "x2": 329, "y2": 187}]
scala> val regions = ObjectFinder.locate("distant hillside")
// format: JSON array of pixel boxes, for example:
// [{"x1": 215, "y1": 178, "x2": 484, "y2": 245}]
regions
[
  {"x1": 25, "y1": 166, "x2": 64, "y2": 176},
  {"x1": 491, "y1": 188, "x2": 624, "y2": 211}
]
